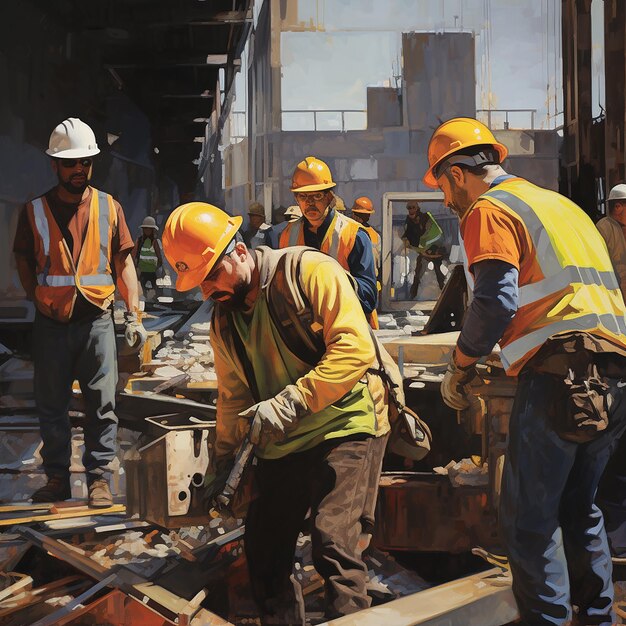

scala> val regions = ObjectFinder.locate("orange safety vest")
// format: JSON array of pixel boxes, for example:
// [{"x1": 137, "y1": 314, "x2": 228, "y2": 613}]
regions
[
  {"x1": 464, "y1": 178, "x2": 626, "y2": 375},
  {"x1": 26, "y1": 188, "x2": 117, "y2": 322},
  {"x1": 278, "y1": 211, "x2": 379, "y2": 329}
]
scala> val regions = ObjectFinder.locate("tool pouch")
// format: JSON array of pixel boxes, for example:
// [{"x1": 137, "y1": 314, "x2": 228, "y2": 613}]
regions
[{"x1": 554, "y1": 366, "x2": 610, "y2": 443}]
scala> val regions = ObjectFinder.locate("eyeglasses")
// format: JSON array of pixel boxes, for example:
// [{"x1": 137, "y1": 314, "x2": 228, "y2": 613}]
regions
[
  {"x1": 294, "y1": 191, "x2": 326, "y2": 202},
  {"x1": 58, "y1": 158, "x2": 93, "y2": 169}
]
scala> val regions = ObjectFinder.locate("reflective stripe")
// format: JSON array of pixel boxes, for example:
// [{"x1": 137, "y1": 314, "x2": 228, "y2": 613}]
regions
[
  {"x1": 482, "y1": 188, "x2": 562, "y2": 275},
  {"x1": 36, "y1": 274, "x2": 114, "y2": 287},
  {"x1": 327, "y1": 214, "x2": 343, "y2": 259},
  {"x1": 37, "y1": 274, "x2": 75, "y2": 286},
  {"x1": 31, "y1": 198, "x2": 50, "y2": 256},
  {"x1": 519, "y1": 265, "x2": 620, "y2": 306},
  {"x1": 97, "y1": 191, "x2": 110, "y2": 274},
  {"x1": 288, "y1": 221, "x2": 301, "y2": 247},
  {"x1": 500, "y1": 312, "x2": 626, "y2": 370},
  {"x1": 81, "y1": 274, "x2": 114, "y2": 286}
]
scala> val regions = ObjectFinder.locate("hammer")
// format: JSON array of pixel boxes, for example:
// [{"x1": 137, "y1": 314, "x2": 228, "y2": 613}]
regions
[{"x1": 213, "y1": 435, "x2": 255, "y2": 515}]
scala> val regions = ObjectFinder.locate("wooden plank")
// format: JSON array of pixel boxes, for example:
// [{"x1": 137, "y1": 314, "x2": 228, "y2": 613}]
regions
[
  {"x1": 381, "y1": 331, "x2": 460, "y2": 364},
  {"x1": 30, "y1": 573, "x2": 117, "y2": 626},
  {"x1": 0, "y1": 575, "x2": 32, "y2": 603},
  {"x1": 0, "y1": 504, "x2": 125, "y2": 527},
  {"x1": 0, "y1": 503, "x2": 52, "y2": 514},
  {"x1": 325, "y1": 568, "x2": 518, "y2": 626}
]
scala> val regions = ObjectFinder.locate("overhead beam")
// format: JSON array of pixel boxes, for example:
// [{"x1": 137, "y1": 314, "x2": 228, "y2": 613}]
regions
[
  {"x1": 146, "y1": 10, "x2": 251, "y2": 29},
  {"x1": 106, "y1": 54, "x2": 228, "y2": 70}
]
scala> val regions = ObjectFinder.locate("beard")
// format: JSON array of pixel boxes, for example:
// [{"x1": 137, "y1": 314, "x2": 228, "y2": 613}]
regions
[
  {"x1": 59, "y1": 175, "x2": 88, "y2": 195},
  {"x1": 448, "y1": 187, "x2": 474, "y2": 218},
  {"x1": 213, "y1": 279, "x2": 249, "y2": 311}
]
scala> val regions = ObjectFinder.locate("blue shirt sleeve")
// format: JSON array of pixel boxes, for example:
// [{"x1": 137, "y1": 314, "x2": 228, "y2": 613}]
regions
[
  {"x1": 457, "y1": 259, "x2": 519, "y2": 358},
  {"x1": 348, "y1": 229, "x2": 378, "y2": 315}
]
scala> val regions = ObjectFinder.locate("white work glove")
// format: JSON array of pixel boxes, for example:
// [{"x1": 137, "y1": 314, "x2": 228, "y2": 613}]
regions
[
  {"x1": 441, "y1": 350, "x2": 477, "y2": 411},
  {"x1": 124, "y1": 311, "x2": 148, "y2": 352},
  {"x1": 239, "y1": 385, "x2": 308, "y2": 447}
]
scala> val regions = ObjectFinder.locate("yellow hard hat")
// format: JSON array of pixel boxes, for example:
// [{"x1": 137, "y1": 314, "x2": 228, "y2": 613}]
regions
[
  {"x1": 423, "y1": 117, "x2": 508, "y2": 188},
  {"x1": 162, "y1": 202, "x2": 243, "y2": 292},
  {"x1": 291, "y1": 157, "x2": 336, "y2": 192},
  {"x1": 351, "y1": 196, "x2": 374, "y2": 214}
]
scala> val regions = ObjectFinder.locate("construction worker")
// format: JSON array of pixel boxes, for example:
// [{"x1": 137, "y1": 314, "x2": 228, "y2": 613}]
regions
[
  {"x1": 597, "y1": 183, "x2": 626, "y2": 303},
  {"x1": 162, "y1": 202, "x2": 394, "y2": 624},
  {"x1": 243, "y1": 201, "x2": 272, "y2": 249},
  {"x1": 402, "y1": 201, "x2": 445, "y2": 298},
  {"x1": 134, "y1": 216, "x2": 163, "y2": 296},
  {"x1": 283, "y1": 205, "x2": 302, "y2": 222},
  {"x1": 351, "y1": 196, "x2": 381, "y2": 280},
  {"x1": 425, "y1": 117, "x2": 626, "y2": 625},
  {"x1": 276, "y1": 157, "x2": 378, "y2": 329},
  {"x1": 12, "y1": 118, "x2": 145, "y2": 507}
]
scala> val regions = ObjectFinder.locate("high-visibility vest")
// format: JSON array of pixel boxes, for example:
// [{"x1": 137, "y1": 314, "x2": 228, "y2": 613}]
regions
[
  {"x1": 138, "y1": 238, "x2": 159, "y2": 273},
  {"x1": 363, "y1": 225, "x2": 381, "y2": 276},
  {"x1": 26, "y1": 188, "x2": 116, "y2": 322},
  {"x1": 279, "y1": 211, "x2": 361, "y2": 270},
  {"x1": 278, "y1": 211, "x2": 379, "y2": 328},
  {"x1": 464, "y1": 178, "x2": 626, "y2": 375}
]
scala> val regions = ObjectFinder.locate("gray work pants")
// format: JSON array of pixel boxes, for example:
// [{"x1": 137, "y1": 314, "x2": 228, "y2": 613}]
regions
[{"x1": 33, "y1": 309, "x2": 118, "y2": 482}]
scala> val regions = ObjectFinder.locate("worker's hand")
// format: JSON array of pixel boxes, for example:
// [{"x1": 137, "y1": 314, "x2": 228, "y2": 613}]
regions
[
  {"x1": 239, "y1": 385, "x2": 307, "y2": 446},
  {"x1": 124, "y1": 311, "x2": 148, "y2": 352},
  {"x1": 441, "y1": 351, "x2": 477, "y2": 411}
]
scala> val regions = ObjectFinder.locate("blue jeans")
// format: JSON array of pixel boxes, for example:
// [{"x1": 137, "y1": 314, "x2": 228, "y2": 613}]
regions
[
  {"x1": 33, "y1": 310, "x2": 119, "y2": 482},
  {"x1": 499, "y1": 369, "x2": 626, "y2": 626}
]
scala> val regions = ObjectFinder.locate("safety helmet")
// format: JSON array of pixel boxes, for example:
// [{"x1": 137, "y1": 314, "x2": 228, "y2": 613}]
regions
[
  {"x1": 423, "y1": 117, "x2": 508, "y2": 188},
  {"x1": 284, "y1": 205, "x2": 302, "y2": 220},
  {"x1": 291, "y1": 157, "x2": 336, "y2": 192},
  {"x1": 162, "y1": 202, "x2": 243, "y2": 292},
  {"x1": 46, "y1": 118, "x2": 100, "y2": 159},
  {"x1": 248, "y1": 201, "x2": 265, "y2": 218},
  {"x1": 351, "y1": 196, "x2": 374, "y2": 214},
  {"x1": 140, "y1": 216, "x2": 159, "y2": 231},
  {"x1": 608, "y1": 184, "x2": 626, "y2": 203}
]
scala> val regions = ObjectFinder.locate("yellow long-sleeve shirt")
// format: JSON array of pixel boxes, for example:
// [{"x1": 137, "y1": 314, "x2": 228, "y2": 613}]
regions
[{"x1": 210, "y1": 246, "x2": 390, "y2": 460}]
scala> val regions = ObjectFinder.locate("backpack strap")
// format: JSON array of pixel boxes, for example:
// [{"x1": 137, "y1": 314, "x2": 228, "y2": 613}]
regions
[{"x1": 265, "y1": 248, "x2": 326, "y2": 367}]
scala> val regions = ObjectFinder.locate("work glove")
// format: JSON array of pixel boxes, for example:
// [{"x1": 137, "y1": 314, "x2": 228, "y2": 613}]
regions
[
  {"x1": 239, "y1": 385, "x2": 308, "y2": 447},
  {"x1": 124, "y1": 311, "x2": 148, "y2": 352},
  {"x1": 441, "y1": 350, "x2": 477, "y2": 411}
]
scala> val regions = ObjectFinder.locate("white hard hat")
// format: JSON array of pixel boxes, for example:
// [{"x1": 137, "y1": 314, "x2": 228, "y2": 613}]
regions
[
  {"x1": 140, "y1": 216, "x2": 158, "y2": 230},
  {"x1": 46, "y1": 118, "x2": 100, "y2": 158},
  {"x1": 284, "y1": 205, "x2": 302, "y2": 219},
  {"x1": 608, "y1": 184, "x2": 626, "y2": 202}
]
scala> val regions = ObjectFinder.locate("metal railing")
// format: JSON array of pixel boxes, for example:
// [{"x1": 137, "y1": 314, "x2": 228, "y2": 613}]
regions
[
  {"x1": 477, "y1": 108, "x2": 537, "y2": 130},
  {"x1": 281, "y1": 109, "x2": 367, "y2": 132}
]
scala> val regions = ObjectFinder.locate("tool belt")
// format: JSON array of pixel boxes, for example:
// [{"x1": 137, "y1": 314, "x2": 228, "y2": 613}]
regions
[{"x1": 525, "y1": 332, "x2": 626, "y2": 444}]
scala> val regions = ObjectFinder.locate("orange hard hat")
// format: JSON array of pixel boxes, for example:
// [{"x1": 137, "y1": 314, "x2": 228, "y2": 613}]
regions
[
  {"x1": 351, "y1": 196, "x2": 374, "y2": 214},
  {"x1": 291, "y1": 157, "x2": 336, "y2": 192},
  {"x1": 162, "y1": 202, "x2": 243, "y2": 292},
  {"x1": 423, "y1": 117, "x2": 508, "y2": 188}
]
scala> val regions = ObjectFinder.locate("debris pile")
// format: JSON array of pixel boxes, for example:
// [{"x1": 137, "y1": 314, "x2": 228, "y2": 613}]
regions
[{"x1": 434, "y1": 457, "x2": 489, "y2": 487}]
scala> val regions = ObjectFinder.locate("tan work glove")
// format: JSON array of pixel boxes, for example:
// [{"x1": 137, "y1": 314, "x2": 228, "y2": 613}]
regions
[
  {"x1": 441, "y1": 350, "x2": 477, "y2": 411},
  {"x1": 124, "y1": 311, "x2": 148, "y2": 352},
  {"x1": 239, "y1": 385, "x2": 308, "y2": 447}
]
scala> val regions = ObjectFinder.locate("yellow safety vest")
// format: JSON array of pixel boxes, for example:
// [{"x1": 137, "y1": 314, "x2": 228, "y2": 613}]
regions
[
  {"x1": 474, "y1": 178, "x2": 626, "y2": 375},
  {"x1": 26, "y1": 188, "x2": 116, "y2": 322}
]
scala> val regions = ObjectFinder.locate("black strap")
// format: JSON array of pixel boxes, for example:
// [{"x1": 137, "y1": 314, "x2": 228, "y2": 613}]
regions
[{"x1": 367, "y1": 327, "x2": 404, "y2": 412}]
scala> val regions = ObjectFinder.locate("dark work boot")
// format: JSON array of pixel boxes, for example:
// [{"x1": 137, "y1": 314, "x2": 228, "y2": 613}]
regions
[
  {"x1": 88, "y1": 477, "x2": 113, "y2": 508},
  {"x1": 31, "y1": 475, "x2": 71, "y2": 503}
]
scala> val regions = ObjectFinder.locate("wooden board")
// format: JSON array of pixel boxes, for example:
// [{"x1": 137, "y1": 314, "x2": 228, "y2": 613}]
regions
[
  {"x1": 0, "y1": 504, "x2": 125, "y2": 527},
  {"x1": 326, "y1": 567, "x2": 518, "y2": 626},
  {"x1": 380, "y1": 331, "x2": 461, "y2": 365}
]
